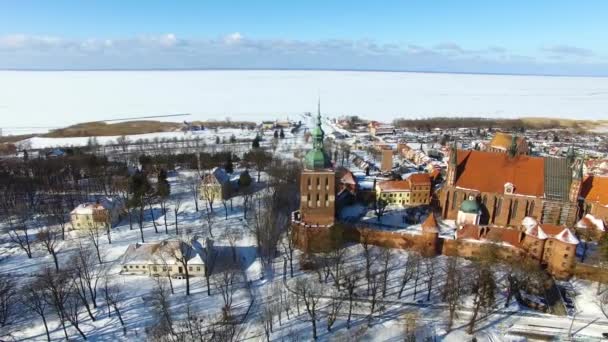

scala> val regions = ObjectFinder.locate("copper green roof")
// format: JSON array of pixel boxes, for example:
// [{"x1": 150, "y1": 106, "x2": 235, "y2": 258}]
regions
[
  {"x1": 460, "y1": 199, "x2": 480, "y2": 214},
  {"x1": 304, "y1": 112, "x2": 332, "y2": 170}
]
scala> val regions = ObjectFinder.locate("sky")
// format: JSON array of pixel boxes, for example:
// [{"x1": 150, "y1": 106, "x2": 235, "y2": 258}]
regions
[{"x1": 1, "y1": 1, "x2": 607, "y2": 76}]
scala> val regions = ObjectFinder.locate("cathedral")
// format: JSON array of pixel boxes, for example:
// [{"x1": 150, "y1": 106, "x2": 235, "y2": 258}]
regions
[{"x1": 440, "y1": 143, "x2": 584, "y2": 227}]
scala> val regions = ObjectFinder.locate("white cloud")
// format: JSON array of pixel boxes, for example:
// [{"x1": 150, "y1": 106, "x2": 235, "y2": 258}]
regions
[
  {"x1": 0, "y1": 33, "x2": 605, "y2": 76},
  {"x1": 224, "y1": 32, "x2": 243, "y2": 45}
]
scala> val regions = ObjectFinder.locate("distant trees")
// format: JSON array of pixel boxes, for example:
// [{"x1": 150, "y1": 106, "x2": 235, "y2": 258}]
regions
[
  {"x1": 294, "y1": 277, "x2": 322, "y2": 339},
  {"x1": 243, "y1": 149, "x2": 273, "y2": 182}
]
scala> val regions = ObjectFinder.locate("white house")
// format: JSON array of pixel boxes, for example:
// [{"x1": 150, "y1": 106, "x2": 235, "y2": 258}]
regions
[
  {"x1": 70, "y1": 197, "x2": 124, "y2": 230},
  {"x1": 121, "y1": 239, "x2": 206, "y2": 278}
]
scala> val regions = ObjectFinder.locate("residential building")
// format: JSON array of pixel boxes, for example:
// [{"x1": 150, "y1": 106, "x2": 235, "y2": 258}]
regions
[
  {"x1": 380, "y1": 148, "x2": 393, "y2": 172},
  {"x1": 199, "y1": 167, "x2": 231, "y2": 201},
  {"x1": 368, "y1": 121, "x2": 395, "y2": 136},
  {"x1": 375, "y1": 173, "x2": 431, "y2": 206},
  {"x1": 70, "y1": 197, "x2": 123, "y2": 230},
  {"x1": 486, "y1": 132, "x2": 529, "y2": 155},
  {"x1": 120, "y1": 239, "x2": 206, "y2": 277}
]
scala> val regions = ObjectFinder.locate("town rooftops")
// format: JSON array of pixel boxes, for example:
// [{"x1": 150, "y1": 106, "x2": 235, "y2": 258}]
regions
[{"x1": 377, "y1": 180, "x2": 410, "y2": 192}]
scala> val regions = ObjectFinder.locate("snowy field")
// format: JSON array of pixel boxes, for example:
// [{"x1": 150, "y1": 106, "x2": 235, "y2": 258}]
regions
[{"x1": 2, "y1": 70, "x2": 608, "y2": 134}]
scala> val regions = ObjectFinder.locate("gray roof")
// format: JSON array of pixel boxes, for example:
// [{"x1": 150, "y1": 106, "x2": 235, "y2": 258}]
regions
[{"x1": 543, "y1": 157, "x2": 572, "y2": 201}]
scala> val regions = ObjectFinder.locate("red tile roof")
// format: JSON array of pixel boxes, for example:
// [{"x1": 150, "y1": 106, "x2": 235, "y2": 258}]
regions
[
  {"x1": 408, "y1": 173, "x2": 431, "y2": 185},
  {"x1": 378, "y1": 180, "x2": 411, "y2": 191},
  {"x1": 454, "y1": 150, "x2": 545, "y2": 197},
  {"x1": 422, "y1": 213, "x2": 439, "y2": 233},
  {"x1": 580, "y1": 175, "x2": 608, "y2": 206}
]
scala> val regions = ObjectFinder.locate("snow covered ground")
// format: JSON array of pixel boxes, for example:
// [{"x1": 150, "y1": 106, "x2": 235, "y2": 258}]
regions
[{"x1": 2, "y1": 70, "x2": 608, "y2": 134}]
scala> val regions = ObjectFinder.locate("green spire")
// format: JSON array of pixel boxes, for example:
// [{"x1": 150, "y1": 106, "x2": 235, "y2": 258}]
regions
[{"x1": 304, "y1": 102, "x2": 332, "y2": 170}]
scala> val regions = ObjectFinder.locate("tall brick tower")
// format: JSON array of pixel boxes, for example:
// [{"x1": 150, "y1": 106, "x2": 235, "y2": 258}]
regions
[
  {"x1": 446, "y1": 142, "x2": 458, "y2": 186},
  {"x1": 299, "y1": 105, "x2": 335, "y2": 226}
]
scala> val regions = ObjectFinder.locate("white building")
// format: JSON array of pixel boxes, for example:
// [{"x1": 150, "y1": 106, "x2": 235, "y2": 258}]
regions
[
  {"x1": 120, "y1": 239, "x2": 206, "y2": 278},
  {"x1": 70, "y1": 197, "x2": 124, "y2": 230}
]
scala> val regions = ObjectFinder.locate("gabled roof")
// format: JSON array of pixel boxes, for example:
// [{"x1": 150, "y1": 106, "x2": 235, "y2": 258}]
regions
[
  {"x1": 489, "y1": 132, "x2": 525, "y2": 150},
  {"x1": 580, "y1": 175, "x2": 608, "y2": 206},
  {"x1": 454, "y1": 150, "x2": 545, "y2": 197},
  {"x1": 576, "y1": 214, "x2": 606, "y2": 232},
  {"x1": 553, "y1": 228, "x2": 579, "y2": 245}
]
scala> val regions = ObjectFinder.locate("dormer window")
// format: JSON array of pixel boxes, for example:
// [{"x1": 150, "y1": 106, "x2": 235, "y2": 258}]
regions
[{"x1": 504, "y1": 182, "x2": 515, "y2": 195}]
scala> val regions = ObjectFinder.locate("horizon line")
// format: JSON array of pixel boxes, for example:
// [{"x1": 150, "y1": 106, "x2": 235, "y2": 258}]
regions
[{"x1": 0, "y1": 67, "x2": 606, "y2": 78}]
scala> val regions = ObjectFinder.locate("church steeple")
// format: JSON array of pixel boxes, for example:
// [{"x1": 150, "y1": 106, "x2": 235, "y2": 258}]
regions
[{"x1": 304, "y1": 102, "x2": 332, "y2": 170}]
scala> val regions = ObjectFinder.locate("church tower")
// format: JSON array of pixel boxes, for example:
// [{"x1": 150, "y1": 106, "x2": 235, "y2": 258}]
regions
[
  {"x1": 299, "y1": 104, "x2": 335, "y2": 226},
  {"x1": 569, "y1": 156, "x2": 584, "y2": 203},
  {"x1": 446, "y1": 142, "x2": 458, "y2": 186}
]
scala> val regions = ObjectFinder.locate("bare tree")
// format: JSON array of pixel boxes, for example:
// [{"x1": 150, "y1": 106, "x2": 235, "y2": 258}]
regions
[
  {"x1": 223, "y1": 227, "x2": 240, "y2": 263},
  {"x1": 379, "y1": 248, "x2": 393, "y2": 297},
  {"x1": 149, "y1": 278, "x2": 175, "y2": 338},
  {"x1": 424, "y1": 256, "x2": 437, "y2": 301},
  {"x1": 213, "y1": 264, "x2": 244, "y2": 319},
  {"x1": 281, "y1": 224, "x2": 296, "y2": 278},
  {"x1": 294, "y1": 277, "x2": 322, "y2": 340},
  {"x1": 64, "y1": 291, "x2": 88, "y2": 340},
  {"x1": 361, "y1": 231, "x2": 376, "y2": 295},
  {"x1": 38, "y1": 267, "x2": 72, "y2": 340},
  {"x1": 203, "y1": 240, "x2": 217, "y2": 296},
  {"x1": 71, "y1": 244, "x2": 101, "y2": 321},
  {"x1": 186, "y1": 175, "x2": 200, "y2": 212},
  {"x1": 398, "y1": 252, "x2": 419, "y2": 299},
  {"x1": 367, "y1": 274, "x2": 381, "y2": 326},
  {"x1": 101, "y1": 278, "x2": 127, "y2": 335},
  {"x1": 343, "y1": 266, "x2": 361, "y2": 329},
  {"x1": 22, "y1": 279, "x2": 52, "y2": 341},
  {"x1": 172, "y1": 197, "x2": 183, "y2": 235},
  {"x1": 326, "y1": 287, "x2": 344, "y2": 332},
  {"x1": 442, "y1": 256, "x2": 463, "y2": 331},
  {"x1": 467, "y1": 262, "x2": 496, "y2": 334},
  {"x1": 37, "y1": 227, "x2": 60, "y2": 271},
  {"x1": 0, "y1": 274, "x2": 17, "y2": 327},
  {"x1": 163, "y1": 238, "x2": 196, "y2": 296},
  {"x1": 203, "y1": 206, "x2": 215, "y2": 238},
  {"x1": 200, "y1": 176, "x2": 218, "y2": 213},
  {"x1": 84, "y1": 223, "x2": 104, "y2": 263},
  {"x1": 9, "y1": 222, "x2": 33, "y2": 258}
]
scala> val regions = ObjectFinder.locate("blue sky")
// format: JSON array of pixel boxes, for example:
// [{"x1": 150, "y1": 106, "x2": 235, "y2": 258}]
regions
[{"x1": 1, "y1": 1, "x2": 607, "y2": 75}]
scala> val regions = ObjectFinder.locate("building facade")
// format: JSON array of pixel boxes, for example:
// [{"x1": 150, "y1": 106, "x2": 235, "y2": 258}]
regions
[
  {"x1": 70, "y1": 197, "x2": 123, "y2": 230},
  {"x1": 120, "y1": 240, "x2": 206, "y2": 277},
  {"x1": 440, "y1": 145, "x2": 582, "y2": 227},
  {"x1": 455, "y1": 217, "x2": 579, "y2": 278},
  {"x1": 375, "y1": 173, "x2": 431, "y2": 206}
]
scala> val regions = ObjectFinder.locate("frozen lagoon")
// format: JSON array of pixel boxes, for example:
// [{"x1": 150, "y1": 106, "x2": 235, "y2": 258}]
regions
[{"x1": 1, "y1": 70, "x2": 608, "y2": 133}]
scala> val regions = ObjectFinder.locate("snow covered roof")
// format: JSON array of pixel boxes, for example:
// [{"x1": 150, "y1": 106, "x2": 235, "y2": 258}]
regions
[
  {"x1": 122, "y1": 240, "x2": 206, "y2": 265},
  {"x1": 70, "y1": 197, "x2": 122, "y2": 215},
  {"x1": 576, "y1": 214, "x2": 606, "y2": 232},
  {"x1": 553, "y1": 228, "x2": 580, "y2": 245}
]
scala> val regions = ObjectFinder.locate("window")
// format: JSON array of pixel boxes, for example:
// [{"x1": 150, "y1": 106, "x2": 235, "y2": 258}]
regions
[
  {"x1": 135, "y1": 265, "x2": 139, "y2": 269},
  {"x1": 325, "y1": 177, "x2": 329, "y2": 190},
  {"x1": 451, "y1": 192, "x2": 457, "y2": 210},
  {"x1": 197, "y1": 267, "x2": 201, "y2": 271},
  {"x1": 564, "y1": 254, "x2": 568, "y2": 258},
  {"x1": 189, "y1": 267, "x2": 193, "y2": 271},
  {"x1": 123, "y1": 266, "x2": 128, "y2": 269},
  {"x1": 153, "y1": 266, "x2": 157, "y2": 271},
  {"x1": 511, "y1": 200, "x2": 518, "y2": 219},
  {"x1": 142, "y1": 265, "x2": 146, "y2": 269},
  {"x1": 495, "y1": 198, "x2": 502, "y2": 215},
  {"x1": 565, "y1": 246, "x2": 570, "y2": 251},
  {"x1": 528, "y1": 201, "x2": 535, "y2": 214},
  {"x1": 129, "y1": 265, "x2": 133, "y2": 269}
]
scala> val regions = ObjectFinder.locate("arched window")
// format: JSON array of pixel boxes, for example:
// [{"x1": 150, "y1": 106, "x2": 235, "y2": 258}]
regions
[{"x1": 451, "y1": 191, "x2": 457, "y2": 210}]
